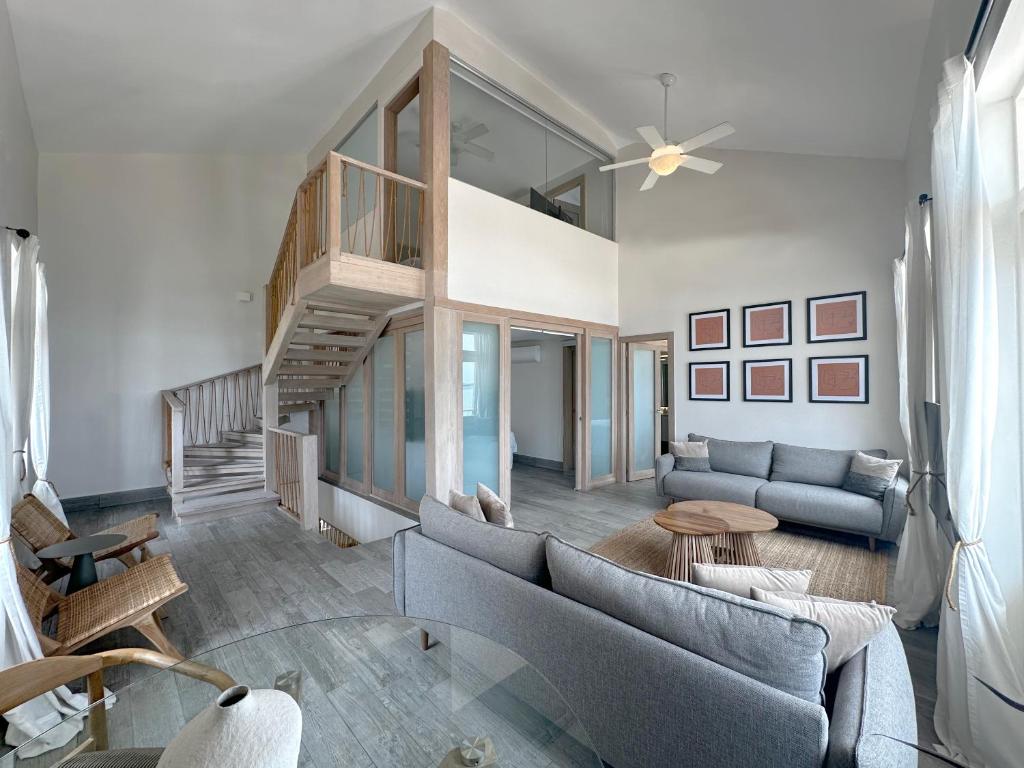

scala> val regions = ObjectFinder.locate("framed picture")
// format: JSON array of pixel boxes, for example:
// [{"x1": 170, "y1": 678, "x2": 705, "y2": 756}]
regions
[
  {"x1": 689, "y1": 309, "x2": 730, "y2": 351},
  {"x1": 743, "y1": 359, "x2": 792, "y2": 402},
  {"x1": 689, "y1": 361, "x2": 730, "y2": 401},
  {"x1": 743, "y1": 300, "x2": 792, "y2": 347},
  {"x1": 809, "y1": 355, "x2": 869, "y2": 403},
  {"x1": 807, "y1": 291, "x2": 866, "y2": 343}
]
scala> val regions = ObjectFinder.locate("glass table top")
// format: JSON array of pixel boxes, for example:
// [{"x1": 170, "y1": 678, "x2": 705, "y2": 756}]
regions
[{"x1": 4, "y1": 616, "x2": 602, "y2": 768}]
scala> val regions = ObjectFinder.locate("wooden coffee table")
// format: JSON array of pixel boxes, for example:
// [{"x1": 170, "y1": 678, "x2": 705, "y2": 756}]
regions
[{"x1": 654, "y1": 500, "x2": 778, "y2": 581}]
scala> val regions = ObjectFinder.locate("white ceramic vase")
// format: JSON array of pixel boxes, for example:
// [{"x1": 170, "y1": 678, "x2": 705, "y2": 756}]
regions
[{"x1": 156, "y1": 685, "x2": 301, "y2": 768}]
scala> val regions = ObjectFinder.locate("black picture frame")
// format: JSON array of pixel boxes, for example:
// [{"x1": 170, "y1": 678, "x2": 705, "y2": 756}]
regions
[
  {"x1": 808, "y1": 355, "x2": 870, "y2": 404},
  {"x1": 742, "y1": 300, "x2": 793, "y2": 348},
  {"x1": 742, "y1": 358, "x2": 793, "y2": 402},
  {"x1": 688, "y1": 361, "x2": 731, "y2": 401},
  {"x1": 806, "y1": 291, "x2": 867, "y2": 343},
  {"x1": 688, "y1": 308, "x2": 731, "y2": 351}
]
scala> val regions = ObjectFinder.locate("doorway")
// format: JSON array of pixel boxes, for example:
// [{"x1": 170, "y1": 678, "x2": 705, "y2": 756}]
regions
[
  {"x1": 621, "y1": 334, "x2": 674, "y2": 482},
  {"x1": 509, "y1": 326, "x2": 581, "y2": 501}
]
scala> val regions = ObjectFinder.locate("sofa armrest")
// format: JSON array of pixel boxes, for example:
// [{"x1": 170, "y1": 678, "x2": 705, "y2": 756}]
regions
[
  {"x1": 392, "y1": 526, "x2": 418, "y2": 615},
  {"x1": 655, "y1": 454, "x2": 675, "y2": 497},
  {"x1": 825, "y1": 622, "x2": 917, "y2": 768},
  {"x1": 879, "y1": 476, "x2": 909, "y2": 543}
]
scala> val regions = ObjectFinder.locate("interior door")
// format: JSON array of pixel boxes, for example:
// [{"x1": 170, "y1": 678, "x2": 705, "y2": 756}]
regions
[{"x1": 627, "y1": 343, "x2": 661, "y2": 481}]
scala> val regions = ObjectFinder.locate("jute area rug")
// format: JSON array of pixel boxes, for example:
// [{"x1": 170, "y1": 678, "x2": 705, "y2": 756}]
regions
[{"x1": 590, "y1": 517, "x2": 890, "y2": 603}]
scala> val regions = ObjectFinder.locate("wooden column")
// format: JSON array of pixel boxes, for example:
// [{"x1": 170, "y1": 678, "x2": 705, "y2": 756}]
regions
[
  {"x1": 420, "y1": 40, "x2": 449, "y2": 300},
  {"x1": 263, "y1": 380, "x2": 279, "y2": 495},
  {"x1": 424, "y1": 301, "x2": 460, "y2": 500}
]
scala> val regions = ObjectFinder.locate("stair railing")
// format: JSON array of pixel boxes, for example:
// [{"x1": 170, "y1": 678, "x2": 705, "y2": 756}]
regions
[
  {"x1": 161, "y1": 365, "x2": 263, "y2": 493},
  {"x1": 265, "y1": 152, "x2": 426, "y2": 348},
  {"x1": 268, "y1": 427, "x2": 317, "y2": 529}
]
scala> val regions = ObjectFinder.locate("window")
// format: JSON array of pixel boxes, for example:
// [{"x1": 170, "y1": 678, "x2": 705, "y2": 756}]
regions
[
  {"x1": 344, "y1": 368, "x2": 364, "y2": 483},
  {"x1": 449, "y1": 60, "x2": 614, "y2": 240},
  {"x1": 372, "y1": 336, "x2": 396, "y2": 493}
]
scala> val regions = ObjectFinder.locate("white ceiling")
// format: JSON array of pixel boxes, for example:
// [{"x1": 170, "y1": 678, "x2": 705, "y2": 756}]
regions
[{"x1": 7, "y1": 0, "x2": 935, "y2": 158}]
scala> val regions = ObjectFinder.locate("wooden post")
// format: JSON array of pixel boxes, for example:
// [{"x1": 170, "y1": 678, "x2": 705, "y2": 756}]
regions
[
  {"x1": 420, "y1": 40, "x2": 450, "y2": 300},
  {"x1": 263, "y1": 380, "x2": 279, "y2": 495},
  {"x1": 299, "y1": 433, "x2": 318, "y2": 530},
  {"x1": 327, "y1": 154, "x2": 341, "y2": 256},
  {"x1": 424, "y1": 300, "x2": 461, "y2": 500},
  {"x1": 169, "y1": 403, "x2": 184, "y2": 494}
]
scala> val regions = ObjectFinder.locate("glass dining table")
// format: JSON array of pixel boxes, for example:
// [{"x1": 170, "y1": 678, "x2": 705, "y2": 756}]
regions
[{"x1": 3, "y1": 616, "x2": 602, "y2": 768}]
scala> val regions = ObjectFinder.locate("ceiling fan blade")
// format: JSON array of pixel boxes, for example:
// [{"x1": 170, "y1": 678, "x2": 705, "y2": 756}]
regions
[
  {"x1": 599, "y1": 156, "x2": 651, "y2": 172},
  {"x1": 461, "y1": 142, "x2": 495, "y2": 162},
  {"x1": 636, "y1": 125, "x2": 666, "y2": 150},
  {"x1": 679, "y1": 155, "x2": 723, "y2": 174},
  {"x1": 639, "y1": 170, "x2": 659, "y2": 191},
  {"x1": 459, "y1": 122, "x2": 489, "y2": 142},
  {"x1": 678, "y1": 122, "x2": 735, "y2": 154}
]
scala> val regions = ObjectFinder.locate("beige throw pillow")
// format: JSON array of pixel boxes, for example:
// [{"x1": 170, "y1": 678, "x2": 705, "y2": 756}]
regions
[
  {"x1": 669, "y1": 440, "x2": 709, "y2": 458},
  {"x1": 691, "y1": 563, "x2": 812, "y2": 598},
  {"x1": 750, "y1": 588, "x2": 896, "y2": 672},
  {"x1": 476, "y1": 483, "x2": 513, "y2": 528},
  {"x1": 448, "y1": 490, "x2": 485, "y2": 522}
]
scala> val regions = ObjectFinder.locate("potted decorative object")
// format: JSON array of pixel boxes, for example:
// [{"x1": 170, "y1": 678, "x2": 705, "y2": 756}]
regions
[{"x1": 157, "y1": 685, "x2": 302, "y2": 768}]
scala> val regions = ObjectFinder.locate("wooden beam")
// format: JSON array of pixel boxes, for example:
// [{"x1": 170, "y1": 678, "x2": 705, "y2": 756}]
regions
[
  {"x1": 289, "y1": 332, "x2": 366, "y2": 348},
  {"x1": 263, "y1": 299, "x2": 308, "y2": 384},
  {"x1": 344, "y1": 314, "x2": 391, "y2": 385},
  {"x1": 420, "y1": 40, "x2": 449, "y2": 299}
]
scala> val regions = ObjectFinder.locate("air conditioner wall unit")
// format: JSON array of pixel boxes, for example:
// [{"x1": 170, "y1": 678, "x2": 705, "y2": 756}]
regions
[{"x1": 511, "y1": 345, "x2": 542, "y2": 364}]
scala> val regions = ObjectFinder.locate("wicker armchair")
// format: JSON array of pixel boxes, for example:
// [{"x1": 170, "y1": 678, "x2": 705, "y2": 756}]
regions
[
  {"x1": 17, "y1": 554, "x2": 188, "y2": 659},
  {"x1": 0, "y1": 647, "x2": 233, "y2": 767},
  {"x1": 11, "y1": 494, "x2": 159, "y2": 582}
]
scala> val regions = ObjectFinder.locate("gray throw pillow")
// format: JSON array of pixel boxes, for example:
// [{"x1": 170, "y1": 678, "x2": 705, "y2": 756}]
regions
[
  {"x1": 449, "y1": 490, "x2": 486, "y2": 521},
  {"x1": 841, "y1": 452, "x2": 902, "y2": 501},
  {"x1": 477, "y1": 483, "x2": 513, "y2": 528},
  {"x1": 670, "y1": 440, "x2": 712, "y2": 472}
]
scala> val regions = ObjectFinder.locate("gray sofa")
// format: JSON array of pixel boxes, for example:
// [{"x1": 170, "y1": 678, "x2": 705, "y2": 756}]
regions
[
  {"x1": 656, "y1": 434, "x2": 909, "y2": 546},
  {"x1": 393, "y1": 495, "x2": 917, "y2": 768}
]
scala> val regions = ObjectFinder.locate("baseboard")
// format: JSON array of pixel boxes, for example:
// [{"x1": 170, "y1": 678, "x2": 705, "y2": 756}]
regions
[
  {"x1": 513, "y1": 454, "x2": 564, "y2": 472},
  {"x1": 63, "y1": 486, "x2": 169, "y2": 515}
]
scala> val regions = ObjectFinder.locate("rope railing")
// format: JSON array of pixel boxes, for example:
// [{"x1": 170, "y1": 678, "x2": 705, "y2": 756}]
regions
[
  {"x1": 163, "y1": 365, "x2": 262, "y2": 449},
  {"x1": 264, "y1": 152, "x2": 426, "y2": 348}
]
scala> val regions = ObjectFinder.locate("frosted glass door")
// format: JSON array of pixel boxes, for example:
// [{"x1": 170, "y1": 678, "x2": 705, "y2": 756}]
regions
[
  {"x1": 372, "y1": 336, "x2": 395, "y2": 492},
  {"x1": 462, "y1": 322, "x2": 500, "y2": 494},
  {"x1": 404, "y1": 330, "x2": 426, "y2": 502},
  {"x1": 344, "y1": 371, "x2": 364, "y2": 482},
  {"x1": 324, "y1": 392, "x2": 340, "y2": 475},
  {"x1": 590, "y1": 337, "x2": 613, "y2": 479},
  {"x1": 631, "y1": 348, "x2": 656, "y2": 477}
]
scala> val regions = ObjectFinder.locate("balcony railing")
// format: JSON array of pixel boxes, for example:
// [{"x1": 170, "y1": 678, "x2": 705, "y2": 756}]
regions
[{"x1": 266, "y1": 152, "x2": 426, "y2": 346}]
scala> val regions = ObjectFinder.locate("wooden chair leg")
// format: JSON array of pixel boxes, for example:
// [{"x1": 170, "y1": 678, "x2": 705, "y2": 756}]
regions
[
  {"x1": 117, "y1": 552, "x2": 140, "y2": 569},
  {"x1": 135, "y1": 612, "x2": 184, "y2": 660},
  {"x1": 139, "y1": 544, "x2": 153, "y2": 562},
  {"x1": 868, "y1": 537, "x2": 876, "y2": 552},
  {"x1": 420, "y1": 630, "x2": 430, "y2": 651}
]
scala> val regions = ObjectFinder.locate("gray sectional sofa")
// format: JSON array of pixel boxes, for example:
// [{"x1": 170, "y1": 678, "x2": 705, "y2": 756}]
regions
[
  {"x1": 656, "y1": 434, "x2": 909, "y2": 546},
  {"x1": 393, "y1": 495, "x2": 917, "y2": 768}
]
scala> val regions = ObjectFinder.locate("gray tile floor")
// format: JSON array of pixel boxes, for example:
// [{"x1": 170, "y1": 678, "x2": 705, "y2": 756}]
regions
[{"x1": 20, "y1": 465, "x2": 942, "y2": 764}]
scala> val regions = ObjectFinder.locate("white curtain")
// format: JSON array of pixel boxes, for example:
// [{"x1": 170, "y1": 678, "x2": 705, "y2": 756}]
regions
[
  {"x1": 892, "y1": 204, "x2": 946, "y2": 629},
  {"x1": 931, "y1": 56, "x2": 1024, "y2": 768},
  {"x1": 0, "y1": 232, "x2": 85, "y2": 755},
  {"x1": 10, "y1": 234, "x2": 36, "y2": 496},
  {"x1": 29, "y1": 262, "x2": 65, "y2": 523}
]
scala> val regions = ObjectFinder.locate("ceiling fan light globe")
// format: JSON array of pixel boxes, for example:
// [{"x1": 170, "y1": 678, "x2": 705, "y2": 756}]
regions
[{"x1": 649, "y1": 152, "x2": 682, "y2": 176}]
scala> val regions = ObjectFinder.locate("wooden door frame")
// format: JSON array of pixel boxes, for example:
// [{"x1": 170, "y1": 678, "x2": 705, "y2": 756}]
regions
[
  {"x1": 625, "y1": 342, "x2": 662, "y2": 481},
  {"x1": 618, "y1": 332, "x2": 675, "y2": 483},
  {"x1": 561, "y1": 345, "x2": 577, "y2": 480}
]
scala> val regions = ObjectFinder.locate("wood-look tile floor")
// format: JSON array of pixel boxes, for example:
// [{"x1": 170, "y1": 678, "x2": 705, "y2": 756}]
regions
[{"x1": 10, "y1": 465, "x2": 942, "y2": 765}]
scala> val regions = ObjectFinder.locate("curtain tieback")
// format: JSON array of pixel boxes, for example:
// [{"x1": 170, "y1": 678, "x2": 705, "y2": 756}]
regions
[
  {"x1": 944, "y1": 538, "x2": 983, "y2": 611},
  {"x1": 905, "y1": 470, "x2": 947, "y2": 516},
  {"x1": 12, "y1": 448, "x2": 26, "y2": 481}
]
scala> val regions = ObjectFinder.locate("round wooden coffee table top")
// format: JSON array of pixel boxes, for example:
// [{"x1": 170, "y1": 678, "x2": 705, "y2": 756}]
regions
[{"x1": 658, "y1": 500, "x2": 778, "y2": 534}]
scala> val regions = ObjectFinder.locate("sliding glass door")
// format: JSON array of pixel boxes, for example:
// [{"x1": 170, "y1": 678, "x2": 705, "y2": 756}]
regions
[
  {"x1": 461, "y1": 321, "x2": 501, "y2": 495},
  {"x1": 627, "y1": 344, "x2": 660, "y2": 481},
  {"x1": 588, "y1": 333, "x2": 615, "y2": 484}
]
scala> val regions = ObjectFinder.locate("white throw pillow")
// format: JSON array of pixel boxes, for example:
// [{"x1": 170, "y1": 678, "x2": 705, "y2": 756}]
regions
[
  {"x1": 750, "y1": 588, "x2": 896, "y2": 672},
  {"x1": 691, "y1": 563, "x2": 812, "y2": 598},
  {"x1": 669, "y1": 440, "x2": 709, "y2": 458}
]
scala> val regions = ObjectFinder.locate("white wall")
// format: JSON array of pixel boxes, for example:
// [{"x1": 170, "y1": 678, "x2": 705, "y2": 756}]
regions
[
  {"x1": 317, "y1": 481, "x2": 417, "y2": 543},
  {"x1": 510, "y1": 339, "x2": 565, "y2": 463},
  {"x1": 39, "y1": 153, "x2": 305, "y2": 497},
  {"x1": 618, "y1": 147, "x2": 906, "y2": 457},
  {"x1": 448, "y1": 179, "x2": 618, "y2": 325},
  {"x1": 0, "y1": 0, "x2": 37, "y2": 231}
]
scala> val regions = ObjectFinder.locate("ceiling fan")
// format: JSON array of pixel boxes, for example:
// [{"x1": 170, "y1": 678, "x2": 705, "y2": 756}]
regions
[
  {"x1": 401, "y1": 119, "x2": 494, "y2": 167},
  {"x1": 599, "y1": 73, "x2": 735, "y2": 191}
]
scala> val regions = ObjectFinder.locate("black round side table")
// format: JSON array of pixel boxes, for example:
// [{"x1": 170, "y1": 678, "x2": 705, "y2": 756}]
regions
[{"x1": 36, "y1": 534, "x2": 127, "y2": 594}]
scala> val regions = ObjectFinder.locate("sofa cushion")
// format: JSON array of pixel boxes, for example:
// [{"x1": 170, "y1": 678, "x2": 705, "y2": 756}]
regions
[
  {"x1": 756, "y1": 481, "x2": 883, "y2": 535},
  {"x1": 546, "y1": 537, "x2": 828, "y2": 703},
  {"x1": 663, "y1": 470, "x2": 768, "y2": 506},
  {"x1": 689, "y1": 434, "x2": 774, "y2": 478},
  {"x1": 770, "y1": 443, "x2": 889, "y2": 488},
  {"x1": 842, "y1": 452, "x2": 902, "y2": 501},
  {"x1": 419, "y1": 495, "x2": 549, "y2": 584}
]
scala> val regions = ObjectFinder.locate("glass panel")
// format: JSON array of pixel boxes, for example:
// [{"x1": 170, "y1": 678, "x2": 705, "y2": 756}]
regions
[
  {"x1": 336, "y1": 105, "x2": 379, "y2": 253},
  {"x1": 449, "y1": 63, "x2": 613, "y2": 239},
  {"x1": 344, "y1": 371, "x2": 364, "y2": 482},
  {"x1": 590, "y1": 337, "x2": 612, "y2": 478},
  {"x1": 373, "y1": 336, "x2": 395, "y2": 492},
  {"x1": 335, "y1": 105, "x2": 378, "y2": 163},
  {"x1": 396, "y1": 94, "x2": 421, "y2": 181},
  {"x1": 462, "y1": 322, "x2": 500, "y2": 494},
  {"x1": 632, "y1": 349, "x2": 656, "y2": 472},
  {"x1": 324, "y1": 391, "x2": 340, "y2": 475},
  {"x1": 404, "y1": 330, "x2": 426, "y2": 502}
]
